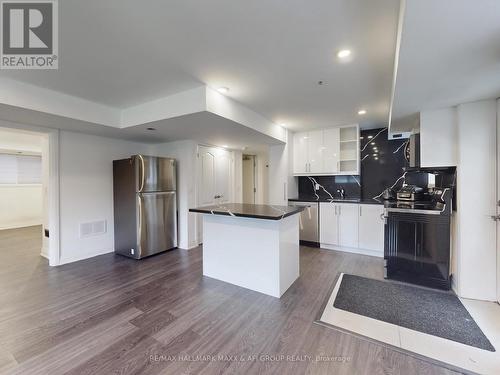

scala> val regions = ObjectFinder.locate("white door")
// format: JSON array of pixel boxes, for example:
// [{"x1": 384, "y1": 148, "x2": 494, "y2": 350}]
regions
[
  {"x1": 214, "y1": 151, "x2": 232, "y2": 204},
  {"x1": 242, "y1": 155, "x2": 255, "y2": 204},
  {"x1": 308, "y1": 130, "x2": 323, "y2": 174},
  {"x1": 358, "y1": 204, "x2": 384, "y2": 253},
  {"x1": 338, "y1": 203, "x2": 359, "y2": 248},
  {"x1": 497, "y1": 99, "x2": 500, "y2": 303},
  {"x1": 197, "y1": 146, "x2": 233, "y2": 243},
  {"x1": 198, "y1": 150, "x2": 216, "y2": 206},
  {"x1": 323, "y1": 128, "x2": 340, "y2": 174},
  {"x1": 319, "y1": 202, "x2": 339, "y2": 245},
  {"x1": 293, "y1": 132, "x2": 309, "y2": 174}
]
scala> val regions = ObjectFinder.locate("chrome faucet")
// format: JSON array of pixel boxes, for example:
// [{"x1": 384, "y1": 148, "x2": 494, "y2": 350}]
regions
[{"x1": 337, "y1": 186, "x2": 345, "y2": 199}]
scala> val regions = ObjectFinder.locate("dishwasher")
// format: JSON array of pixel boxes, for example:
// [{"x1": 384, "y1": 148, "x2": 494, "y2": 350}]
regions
[{"x1": 288, "y1": 201, "x2": 319, "y2": 247}]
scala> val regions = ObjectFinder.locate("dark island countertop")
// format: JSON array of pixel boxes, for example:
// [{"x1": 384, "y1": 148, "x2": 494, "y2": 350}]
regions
[
  {"x1": 189, "y1": 203, "x2": 305, "y2": 220},
  {"x1": 288, "y1": 196, "x2": 384, "y2": 205}
]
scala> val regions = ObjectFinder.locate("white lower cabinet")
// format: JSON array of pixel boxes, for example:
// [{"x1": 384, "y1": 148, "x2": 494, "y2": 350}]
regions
[
  {"x1": 320, "y1": 202, "x2": 384, "y2": 257},
  {"x1": 358, "y1": 204, "x2": 385, "y2": 254},
  {"x1": 319, "y1": 203, "x2": 339, "y2": 245},
  {"x1": 338, "y1": 203, "x2": 359, "y2": 248}
]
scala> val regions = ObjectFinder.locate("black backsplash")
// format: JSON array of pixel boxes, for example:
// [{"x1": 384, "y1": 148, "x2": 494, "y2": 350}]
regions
[
  {"x1": 360, "y1": 128, "x2": 409, "y2": 199},
  {"x1": 298, "y1": 175, "x2": 361, "y2": 200},
  {"x1": 297, "y1": 128, "x2": 456, "y2": 200}
]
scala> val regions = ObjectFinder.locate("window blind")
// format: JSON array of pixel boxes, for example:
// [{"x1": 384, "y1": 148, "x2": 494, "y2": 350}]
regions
[{"x1": 0, "y1": 154, "x2": 42, "y2": 184}]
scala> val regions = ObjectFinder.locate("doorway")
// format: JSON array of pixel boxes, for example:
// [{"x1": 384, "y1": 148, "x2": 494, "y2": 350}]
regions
[
  {"x1": 0, "y1": 123, "x2": 59, "y2": 266},
  {"x1": 196, "y1": 145, "x2": 233, "y2": 243},
  {"x1": 242, "y1": 155, "x2": 256, "y2": 204}
]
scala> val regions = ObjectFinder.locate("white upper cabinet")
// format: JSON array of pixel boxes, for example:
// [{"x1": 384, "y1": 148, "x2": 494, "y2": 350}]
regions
[
  {"x1": 293, "y1": 132, "x2": 309, "y2": 174},
  {"x1": 323, "y1": 128, "x2": 340, "y2": 174},
  {"x1": 293, "y1": 124, "x2": 359, "y2": 176},
  {"x1": 308, "y1": 130, "x2": 323, "y2": 174},
  {"x1": 420, "y1": 108, "x2": 457, "y2": 167}
]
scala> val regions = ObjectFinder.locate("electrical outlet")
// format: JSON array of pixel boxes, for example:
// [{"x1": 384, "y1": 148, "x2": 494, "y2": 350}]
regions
[
  {"x1": 315, "y1": 183, "x2": 320, "y2": 191},
  {"x1": 131, "y1": 248, "x2": 135, "y2": 255}
]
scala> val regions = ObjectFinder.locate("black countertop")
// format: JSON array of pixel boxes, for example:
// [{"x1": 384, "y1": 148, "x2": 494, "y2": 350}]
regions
[
  {"x1": 189, "y1": 203, "x2": 305, "y2": 220},
  {"x1": 288, "y1": 197, "x2": 447, "y2": 215},
  {"x1": 288, "y1": 196, "x2": 384, "y2": 205}
]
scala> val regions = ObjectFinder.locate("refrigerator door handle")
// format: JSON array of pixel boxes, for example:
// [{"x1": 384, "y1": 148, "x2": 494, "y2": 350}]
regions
[
  {"x1": 137, "y1": 194, "x2": 143, "y2": 254},
  {"x1": 138, "y1": 154, "x2": 145, "y2": 192}
]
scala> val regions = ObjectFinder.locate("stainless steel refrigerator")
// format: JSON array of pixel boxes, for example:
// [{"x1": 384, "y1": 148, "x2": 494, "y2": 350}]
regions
[{"x1": 113, "y1": 155, "x2": 177, "y2": 259}]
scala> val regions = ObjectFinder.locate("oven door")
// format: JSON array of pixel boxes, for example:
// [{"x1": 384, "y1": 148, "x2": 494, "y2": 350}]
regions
[{"x1": 384, "y1": 211, "x2": 451, "y2": 289}]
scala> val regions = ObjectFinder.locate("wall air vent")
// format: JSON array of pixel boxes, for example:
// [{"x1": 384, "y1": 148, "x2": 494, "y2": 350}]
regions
[{"x1": 79, "y1": 220, "x2": 107, "y2": 238}]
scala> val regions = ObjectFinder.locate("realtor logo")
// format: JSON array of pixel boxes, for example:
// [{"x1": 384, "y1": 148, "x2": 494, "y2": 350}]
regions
[{"x1": 1, "y1": 0, "x2": 58, "y2": 69}]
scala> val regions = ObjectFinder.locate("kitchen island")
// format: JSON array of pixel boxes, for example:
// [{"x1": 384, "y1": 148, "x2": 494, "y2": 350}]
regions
[{"x1": 189, "y1": 203, "x2": 304, "y2": 298}]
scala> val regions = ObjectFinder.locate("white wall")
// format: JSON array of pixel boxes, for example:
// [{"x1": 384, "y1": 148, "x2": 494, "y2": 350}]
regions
[
  {"x1": 256, "y1": 153, "x2": 269, "y2": 204},
  {"x1": 420, "y1": 107, "x2": 457, "y2": 167},
  {"x1": 419, "y1": 100, "x2": 497, "y2": 301},
  {"x1": 233, "y1": 150, "x2": 243, "y2": 204},
  {"x1": 41, "y1": 135, "x2": 50, "y2": 258},
  {"x1": 58, "y1": 131, "x2": 151, "y2": 264},
  {"x1": 268, "y1": 130, "x2": 298, "y2": 205},
  {"x1": 151, "y1": 140, "x2": 198, "y2": 250},
  {"x1": 455, "y1": 99, "x2": 497, "y2": 301},
  {"x1": 0, "y1": 185, "x2": 43, "y2": 230}
]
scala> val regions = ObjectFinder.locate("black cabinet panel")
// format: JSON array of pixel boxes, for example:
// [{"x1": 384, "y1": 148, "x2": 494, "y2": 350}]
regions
[{"x1": 384, "y1": 212, "x2": 451, "y2": 290}]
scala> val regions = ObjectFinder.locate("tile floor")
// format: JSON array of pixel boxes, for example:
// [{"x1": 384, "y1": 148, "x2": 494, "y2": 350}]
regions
[{"x1": 319, "y1": 273, "x2": 500, "y2": 374}]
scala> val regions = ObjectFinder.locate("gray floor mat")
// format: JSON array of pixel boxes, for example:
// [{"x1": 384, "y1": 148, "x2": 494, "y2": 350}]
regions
[{"x1": 333, "y1": 274, "x2": 495, "y2": 352}]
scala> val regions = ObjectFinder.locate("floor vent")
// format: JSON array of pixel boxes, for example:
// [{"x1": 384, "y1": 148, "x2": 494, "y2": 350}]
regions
[{"x1": 80, "y1": 220, "x2": 107, "y2": 238}]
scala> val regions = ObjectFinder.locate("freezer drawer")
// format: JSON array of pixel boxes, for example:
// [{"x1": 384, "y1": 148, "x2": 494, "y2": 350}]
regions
[
  {"x1": 134, "y1": 155, "x2": 176, "y2": 192},
  {"x1": 289, "y1": 201, "x2": 319, "y2": 244},
  {"x1": 137, "y1": 191, "x2": 177, "y2": 258}
]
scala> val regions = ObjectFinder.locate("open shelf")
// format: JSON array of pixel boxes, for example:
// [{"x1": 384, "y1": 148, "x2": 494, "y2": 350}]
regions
[
  {"x1": 340, "y1": 127, "x2": 358, "y2": 142},
  {"x1": 339, "y1": 159, "x2": 358, "y2": 173}
]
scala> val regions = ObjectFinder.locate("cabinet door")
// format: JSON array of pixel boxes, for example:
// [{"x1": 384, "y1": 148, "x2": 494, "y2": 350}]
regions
[
  {"x1": 323, "y1": 128, "x2": 340, "y2": 173},
  {"x1": 319, "y1": 202, "x2": 338, "y2": 245},
  {"x1": 338, "y1": 203, "x2": 359, "y2": 248},
  {"x1": 293, "y1": 132, "x2": 309, "y2": 174},
  {"x1": 308, "y1": 130, "x2": 323, "y2": 174},
  {"x1": 358, "y1": 204, "x2": 384, "y2": 253}
]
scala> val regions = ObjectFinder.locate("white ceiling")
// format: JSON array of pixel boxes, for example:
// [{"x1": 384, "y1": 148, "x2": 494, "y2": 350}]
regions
[
  {"x1": 0, "y1": 0, "x2": 400, "y2": 132},
  {"x1": 391, "y1": 0, "x2": 500, "y2": 122},
  {"x1": 0, "y1": 104, "x2": 280, "y2": 153},
  {"x1": 0, "y1": 128, "x2": 44, "y2": 154}
]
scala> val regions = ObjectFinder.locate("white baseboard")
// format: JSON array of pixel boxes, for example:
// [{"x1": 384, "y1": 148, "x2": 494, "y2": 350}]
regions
[
  {"x1": 0, "y1": 221, "x2": 43, "y2": 230},
  {"x1": 320, "y1": 243, "x2": 383, "y2": 258},
  {"x1": 58, "y1": 248, "x2": 113, "y2": 266},
  {"x1": 180, "y1": 243, "x2": 200, "y2": 250}
]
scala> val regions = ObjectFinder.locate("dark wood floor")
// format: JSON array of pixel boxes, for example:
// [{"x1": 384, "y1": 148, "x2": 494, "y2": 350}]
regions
[{"x1": 0, "y1": 226, "x2": 461, "y2": 375}]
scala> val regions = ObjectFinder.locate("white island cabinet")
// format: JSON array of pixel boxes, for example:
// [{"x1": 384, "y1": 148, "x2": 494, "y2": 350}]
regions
[{"x1": 190, "y1": 203, "x2": 304, "y2": 298}]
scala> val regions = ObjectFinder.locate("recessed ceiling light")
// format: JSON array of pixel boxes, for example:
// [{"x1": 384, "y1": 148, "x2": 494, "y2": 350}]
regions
[
  {"x1": 146, "y1": 127, "x2": 156, "y2": 131},
  {"x1": 222, "y1": 145, "x2": 228, "y2": 148},
  {"x1": 217, "y1": 87, "x2": 229, "y2": 94},
  {"x1": 279, "y1": 123, "x2": 287, "y2": 127},
  {"x1": 368, "y1": 135, "x2": 373, "y2": 139},
  {"x1": 358, "y1": 109, "x2": 367, "y2": 115},
  {"x1": 337, "y1": 49, "x2": 351, "y2": 59}
]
